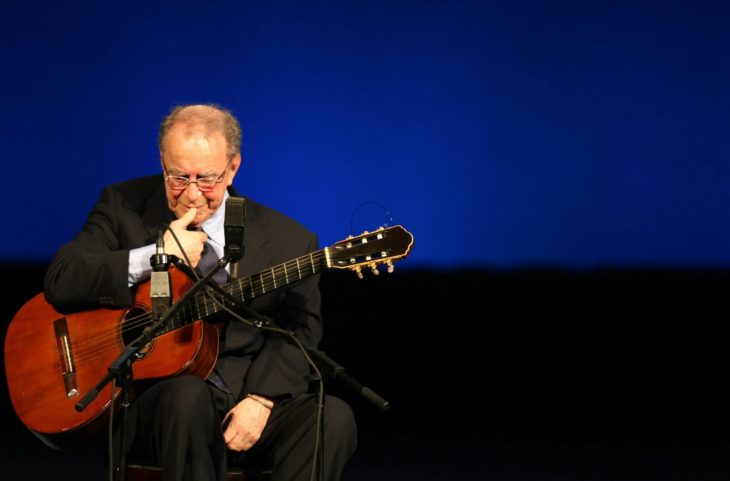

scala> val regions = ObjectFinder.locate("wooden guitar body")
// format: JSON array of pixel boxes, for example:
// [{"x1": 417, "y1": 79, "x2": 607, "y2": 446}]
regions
[
  {"x1": 4, "y1": 268, "x2": 219, "y2": 449},
  {"x1": 4, "y1": 225, "x2": 413, "y2": 449}
]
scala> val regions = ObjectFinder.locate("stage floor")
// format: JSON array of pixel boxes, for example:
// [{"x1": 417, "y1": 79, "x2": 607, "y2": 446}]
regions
[{"x1": 4, "y1": 425, "x2": 730, "y2": 481}]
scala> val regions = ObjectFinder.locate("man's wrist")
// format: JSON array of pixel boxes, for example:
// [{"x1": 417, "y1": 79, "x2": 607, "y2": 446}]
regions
[
  {"x1": 246, "y1": 393, "x2": 274, "y2": 410},
  {"x1": 128, "y1": 244, "x2": 156, "y2": 286}
]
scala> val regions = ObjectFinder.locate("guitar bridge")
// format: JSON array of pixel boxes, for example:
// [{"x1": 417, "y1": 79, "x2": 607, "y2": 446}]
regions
[{"x1": 53, "y1": 318, "x2": 79, "y2": 398}]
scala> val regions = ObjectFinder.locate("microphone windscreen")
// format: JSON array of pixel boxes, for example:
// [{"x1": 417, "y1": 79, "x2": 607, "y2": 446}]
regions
[{"x1": 224, "y1": 197, "x2": 246, "y2": 262}]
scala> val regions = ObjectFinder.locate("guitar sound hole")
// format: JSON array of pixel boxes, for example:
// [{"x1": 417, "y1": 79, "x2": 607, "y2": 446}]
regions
[{"x1": 120, "y1": 305, "x2": 155, "y2": 358}]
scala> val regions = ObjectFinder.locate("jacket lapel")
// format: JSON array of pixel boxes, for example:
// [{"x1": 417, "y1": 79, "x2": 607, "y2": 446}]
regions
[{"x1": 230, "y1": 219, "x2": 271, "y2": 279}]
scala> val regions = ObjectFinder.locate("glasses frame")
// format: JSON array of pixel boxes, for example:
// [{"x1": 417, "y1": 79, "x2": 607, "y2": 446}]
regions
[{"x1": 163, "y1": 159, "x2": 232, "y2": 192}]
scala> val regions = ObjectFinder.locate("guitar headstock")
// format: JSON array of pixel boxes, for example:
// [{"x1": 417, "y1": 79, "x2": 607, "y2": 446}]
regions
[{"x1": 326, "y1": 225, "x2": 414, "y2": 278}]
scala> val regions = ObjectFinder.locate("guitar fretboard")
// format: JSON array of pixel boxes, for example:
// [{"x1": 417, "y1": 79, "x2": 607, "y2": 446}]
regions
[{"x1": 159, "y1": 249, "x2": 330, "y2": 334}]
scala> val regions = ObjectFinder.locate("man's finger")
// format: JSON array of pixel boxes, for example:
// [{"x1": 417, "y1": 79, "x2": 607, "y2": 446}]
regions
[{"x1": 171, "y1": 207, "x2": 197, "y2": 227}]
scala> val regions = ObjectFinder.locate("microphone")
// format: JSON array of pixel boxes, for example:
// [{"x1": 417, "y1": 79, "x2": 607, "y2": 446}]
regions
[
  {"x1": 224, "y1": 197, "x2": 246, "y2": 264},
  {"x1": 150, "y1": 227, "x2": 172, "y2": 319},
  {"x1": 306, "y1": 348, "x2": 390, "y2": 411}
]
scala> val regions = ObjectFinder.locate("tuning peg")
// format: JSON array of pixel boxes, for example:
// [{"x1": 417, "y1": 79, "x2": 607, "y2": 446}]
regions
[
  {"x1": 370, "y1": 263, "x2": 380, "y2": 276},
  {"x1": 353, "y1": 266, "x2": 364, "y2": 279},
  {"x1": 386, "y1": 260, "x2": 395, "y2": 273}
]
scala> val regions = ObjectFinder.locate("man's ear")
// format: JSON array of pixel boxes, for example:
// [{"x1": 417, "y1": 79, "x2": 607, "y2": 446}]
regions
[{"x1": 228, "y1": 154, "x2": 242, "y2": 185}]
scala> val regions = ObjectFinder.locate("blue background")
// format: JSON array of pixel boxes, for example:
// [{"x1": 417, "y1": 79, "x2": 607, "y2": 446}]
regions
[{"x1": 2, "y1": 0, "x2": 729, "y2": 268}]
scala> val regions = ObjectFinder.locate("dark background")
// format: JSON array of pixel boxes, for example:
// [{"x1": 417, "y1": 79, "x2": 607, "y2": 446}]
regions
[{"x1": 2, "y1": 264, "x2": 730, "y2": 479}]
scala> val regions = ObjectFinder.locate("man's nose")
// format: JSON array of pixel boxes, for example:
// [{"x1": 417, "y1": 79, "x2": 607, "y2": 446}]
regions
[{"x1": 185, "y1": 181, "x2": 202, "y2": 200}]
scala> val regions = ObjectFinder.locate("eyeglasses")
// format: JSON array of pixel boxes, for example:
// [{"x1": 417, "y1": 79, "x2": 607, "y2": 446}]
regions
[{"x1": 163, "y1": 160, "x2": 231, "y2": 192}]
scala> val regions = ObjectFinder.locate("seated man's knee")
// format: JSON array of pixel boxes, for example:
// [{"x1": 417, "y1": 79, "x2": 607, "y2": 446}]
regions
[
  {"x1": 324, "y1": 396, "x2": 358, "y2": 449},
  {"x1": 158, "y1": 375, "x2": 214, "y2": 419}
]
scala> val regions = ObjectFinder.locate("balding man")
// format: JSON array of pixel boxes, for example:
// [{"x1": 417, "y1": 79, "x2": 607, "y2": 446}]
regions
[{"x1": 44, "y1": 104, "x2": 357, "y2": 481}]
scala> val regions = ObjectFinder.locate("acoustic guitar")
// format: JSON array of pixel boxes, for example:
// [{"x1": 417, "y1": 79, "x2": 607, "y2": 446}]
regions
[{"x1": 4, "y1": 225, "x2": 413, "y2": 449}]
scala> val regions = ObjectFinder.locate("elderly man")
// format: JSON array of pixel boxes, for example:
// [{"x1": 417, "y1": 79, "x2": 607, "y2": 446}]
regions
[{"x1": 44, "y1": 104, "x2": 357, "y2": 481}]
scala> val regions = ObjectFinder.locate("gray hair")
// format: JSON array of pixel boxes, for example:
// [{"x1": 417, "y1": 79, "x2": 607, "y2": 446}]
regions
[{"x1": 158, "y1": 103, "x2": 242, "y2": 158}]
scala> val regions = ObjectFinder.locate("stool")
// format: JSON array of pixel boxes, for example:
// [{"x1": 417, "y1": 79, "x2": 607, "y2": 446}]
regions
[{"x1": 124, "y1": 463, "x2": 272, "y2": 481}]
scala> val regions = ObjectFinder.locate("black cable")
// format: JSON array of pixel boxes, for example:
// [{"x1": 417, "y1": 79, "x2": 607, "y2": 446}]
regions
[
  {"x1": 199, "y1": 285, "x2": 325, "y2": 481},
  {"x1": 164, "y1": 224, "x2": 326, "y2": 481},
  {"x1": 108, "y1": 377, "x2": 116, "y2": 481},
  {"x1": 349, "y1": 200, "x2": 394, "y2": 235}
]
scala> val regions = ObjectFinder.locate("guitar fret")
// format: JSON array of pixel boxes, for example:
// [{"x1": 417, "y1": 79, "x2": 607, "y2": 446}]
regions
[
  {"x1": 194, "y1": 298, "x2": 201, "y2": 319},
  {"x1": 158, "y1": 246, "x2": 349, "y2": 336},
  {"x1": 249, "y1": 277, "x2": 257, "y2": 297},
  {"x1": 247, "y1": 278, "x2": 255, "y2": 299},
  {"x1": 196, "y1": 299, "x2": 203, "y2": 319},
  {"x1": 262, "y1": 271, "x2": 269, "y2": 293},
  {"x1": 234, "y1": 279, "x2": 244, "y2": 301}
]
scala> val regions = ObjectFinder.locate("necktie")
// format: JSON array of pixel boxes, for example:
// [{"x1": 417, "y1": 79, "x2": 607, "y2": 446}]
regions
[
  {"x1": 198, "y1": 241, "x2": 233, "y2": 394},
  {"x1": 198, "y1": 241, "x2": 230, "y2": 285}
]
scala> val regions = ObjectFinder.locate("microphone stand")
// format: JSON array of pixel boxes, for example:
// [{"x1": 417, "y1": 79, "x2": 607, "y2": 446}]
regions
[
  {"x1": 174, "y1": 265, "x2": 390, "y2": 412},
  {"x1": 181, "y1": 264, "x2": 389, "y2": 481},
  {"x1": 75, "y1": 254, "x2": 235, "y2": 481},
  {"x1": 305, "y1": 349, "x2": 390, "y2": 412},
  {"x1": 222, "y1": 299, "x2": 390, "y2": 411},
  {"x1": 169, "y1": 255, "x2": 389, "y2": 481},
  {"x1": 220, "y1": 302, "x2": 390, "y2": 481}
]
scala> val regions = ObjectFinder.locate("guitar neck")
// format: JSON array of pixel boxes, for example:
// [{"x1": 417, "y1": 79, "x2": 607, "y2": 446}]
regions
[
  {"x1": 154, "y1": 224, "x2": 414, "y2": 335},
  {"x1": 161, "y1": 249, "x2": 330, "y2": 333}
]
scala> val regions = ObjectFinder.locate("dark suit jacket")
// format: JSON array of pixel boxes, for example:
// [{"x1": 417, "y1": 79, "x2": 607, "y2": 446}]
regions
[{"x1": 44, "y1": 174, "x2": 322, "y2": 400}]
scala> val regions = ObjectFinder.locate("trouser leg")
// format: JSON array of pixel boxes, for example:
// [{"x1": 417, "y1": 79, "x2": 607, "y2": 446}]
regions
[
  {"x1": 245, "y1": 394, "x2": 358, "y2": 481},
  {"x1": 129, "y1": 375, "x2": 227, "y2": 481}
]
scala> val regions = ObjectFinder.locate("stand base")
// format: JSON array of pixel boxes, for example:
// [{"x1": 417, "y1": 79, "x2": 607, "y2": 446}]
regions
[{"x1": 124, "y1": 463, "x2": 272, "y2": 481}]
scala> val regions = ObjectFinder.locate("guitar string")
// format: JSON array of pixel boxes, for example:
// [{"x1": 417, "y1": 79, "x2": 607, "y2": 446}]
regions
[
  {"x1": 65, "y1": 265, "x2": 270, "y2": 361},
  {"x1": 67, "y1": 254, "x2": 322, "y2": 354},
  {"x1": 65, "y1": 276, "x2": 251, "y2": 362},
  {"x1": 66, "y1": 250, "x2": 336, "y2": 362},
  {"x1": 57, "y1": 231, "x2": 404, "y2": 364},
  {"x1": 65, "y1": 253, "x2": 329, "y2": 363}
]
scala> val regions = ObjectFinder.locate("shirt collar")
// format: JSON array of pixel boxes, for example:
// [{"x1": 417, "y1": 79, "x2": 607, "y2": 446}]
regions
[{"x1": 201, "y1": 191, "x2": 229, "y2": 248}]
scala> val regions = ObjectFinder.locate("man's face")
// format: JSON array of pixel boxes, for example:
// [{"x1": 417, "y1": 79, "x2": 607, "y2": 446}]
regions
[{"x1": 161, "y1": 124, "x2": 241, "y2": 227}]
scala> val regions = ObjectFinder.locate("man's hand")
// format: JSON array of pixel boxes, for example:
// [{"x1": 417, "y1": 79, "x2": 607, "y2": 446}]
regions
[
  {"x1": 222, "y1": 396, "x2": 273, "y2": 451},
  {"x1": 163, "y1": 207, "x2": 207, "y2": 267}
]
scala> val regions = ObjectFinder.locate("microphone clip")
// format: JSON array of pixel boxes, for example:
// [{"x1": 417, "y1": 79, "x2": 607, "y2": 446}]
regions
[{"x1": 150, "y1": 227, "x2": 172, "y2": 319}]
